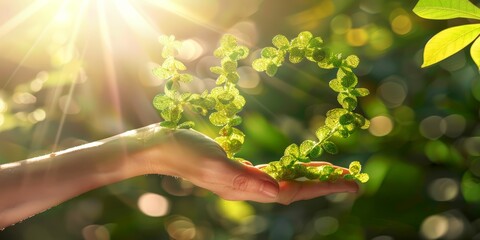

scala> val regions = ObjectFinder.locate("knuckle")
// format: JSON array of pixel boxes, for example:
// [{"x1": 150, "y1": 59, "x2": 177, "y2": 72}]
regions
[{"x1": 232, "y1": 174, "x2": 250, "y2": 191}]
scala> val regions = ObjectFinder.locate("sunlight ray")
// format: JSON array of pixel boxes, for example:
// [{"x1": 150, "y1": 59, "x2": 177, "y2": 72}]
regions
[
  {"x1": 51, "y1": 0, "x2": 91, "y2": 152},
  {"x1": 114, "y1": 0, "x2": 159, "y2": 37},
  {"x1": 0, "y1": 0, "x2": 48, "y2": 38},
  {"x1": 1, "y1": 1, "x2": 70, "y2": 90},
  {"x1": 97, "y1": 0, "x2": 125, "y2": 133},
  {"x1": 143, "y1": 0, "x2": 226, "y2": 34}
]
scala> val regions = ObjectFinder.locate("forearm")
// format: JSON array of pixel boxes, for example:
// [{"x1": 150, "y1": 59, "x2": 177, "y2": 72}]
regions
[{"x1": 0, "y1": 123, "x2": 173, "y2": 229}]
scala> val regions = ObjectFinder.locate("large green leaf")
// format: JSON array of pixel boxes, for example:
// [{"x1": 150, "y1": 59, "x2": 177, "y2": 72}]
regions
[
  {"x1": 422, "y1": 23, "x2": 480, "y2": 67},
  {"x1": 413, "y1": 0, "x2": 480, "y2": 20},
  {"x1": 471, "y1": 37, "x2": 480, "y2": 69}
]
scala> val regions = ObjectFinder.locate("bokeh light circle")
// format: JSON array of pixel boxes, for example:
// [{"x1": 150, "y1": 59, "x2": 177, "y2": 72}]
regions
[
  {"x1": 137, "y1": 192, "x2": 170, "y2": 217},
  {"x1": 369, "y1": 115, "x2": 393, "y2": 137}
]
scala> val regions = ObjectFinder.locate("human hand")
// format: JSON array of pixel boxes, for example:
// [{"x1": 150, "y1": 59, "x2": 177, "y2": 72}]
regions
[{"x1": 149, "y1": 128, "x2": 358, "y2": 204}]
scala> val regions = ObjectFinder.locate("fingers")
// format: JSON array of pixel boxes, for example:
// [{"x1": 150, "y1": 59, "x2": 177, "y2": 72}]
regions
[
  {"x1": 188, "y1": 159, "x2": 279, "y2": 203},
  {"x1": 221, "y1": 165, "x2": 279, "y2": 202},
  {"x1": 217, "y1": 170, "x2": 279, "y2": 202},
  {"x1": 276, "y1": 179, "x2": 359, "y2": 205},
  {"x1": 191, "y1": 158, "x2": 359, "y2": 204},
  {"x1": 254, "y1": 161, "x2": 358, "y2": 204}
]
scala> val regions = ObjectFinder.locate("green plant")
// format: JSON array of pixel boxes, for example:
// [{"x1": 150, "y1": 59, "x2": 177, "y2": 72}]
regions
[
  {"x1": 413, "y1": 0, "x2": 480, "y2": 68},
  {"x1": 153, "y1": 35, "x2": 248, "y2": 159},
  {"x1": 252, "y1": 32, "x2": 369, "y2": 182},
  {"x1": 152, "y1": 32, "x2": 369, "y2": 183}
]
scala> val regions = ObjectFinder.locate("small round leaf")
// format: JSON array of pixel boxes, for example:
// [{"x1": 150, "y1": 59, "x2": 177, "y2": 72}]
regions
[
  {"x1": 261, "y1": 47, "x2": 278, "y2": 58},
  {"x1": 272, "y1": 35, "x2": 289, "y2": 49},
  {"x1": 284, "y1": 143, "x2": 300, "y2": 157},
  {"x1": 266, "y1": 63, "x2": 278, "y2": 76},
  {"x1": 321, "y1": 141, "x2": 338, "y2": 154}
]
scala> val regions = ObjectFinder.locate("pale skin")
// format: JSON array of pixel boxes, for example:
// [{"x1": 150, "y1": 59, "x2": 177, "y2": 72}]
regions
[{"x1": 0, "y1": 123, "x2": 358, "y2": 229}]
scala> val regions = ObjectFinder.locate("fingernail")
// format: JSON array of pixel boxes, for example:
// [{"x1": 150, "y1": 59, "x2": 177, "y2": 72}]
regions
[{"x1": 261, "y1": 181, "x2": 279, "y2": 198}]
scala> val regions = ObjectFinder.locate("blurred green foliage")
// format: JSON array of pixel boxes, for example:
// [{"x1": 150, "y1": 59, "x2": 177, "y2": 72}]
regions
[{"x1": 1, "y1": 0, "x2": 480, "y2": 239}]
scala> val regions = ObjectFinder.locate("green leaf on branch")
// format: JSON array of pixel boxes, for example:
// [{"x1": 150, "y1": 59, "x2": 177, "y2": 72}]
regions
[
  {"x1": 228, "y1": 139, "x2": 243, "y2": 153},
  {"x1": 311, "y1": 49, "x2": 327, "y2": 62},
  {"x1": 315, "y1": 126, "x2": 331, "y2": 141},
  {"x1": 349, "y1": 161, "x2": 362, "y2": 175},
  {"x1": 292, "y1": 31, "x2": 313, "y2": 47},
  {"x1": 261, "y1": 47, "x2": 278, "y2": 58},
  {"x1": 308, "y1": 146, "x2": 322, "y2": 158},
  {"x1": 169, "y1": 106, "x2": 183, "y2": 122},
  {"x1": 327, "y1": 108, "x2": 348, "y2": 120},
  {"x1": 210, "y1": 66, "x2": 224, "y2": 75},
  {"x1": 229, "y1": 115, "x2": 242, "y2": 126},
  {"x1": 356, "y1": 173, "x2": 370, "y2": 183},
  {"x1": 337, "y1": 68, "x2": 358, "y2": 88},
  {"x1": 179, "y1": 74, "x2": 193, "y2": 83},
  {"x1": 266, "y1": 64, "x2": 278, "y2": 76},
  {"x1": 232, "y1": 95, "x2": 246, "y2": 109},
  {"x1": 218, "y1": 92, "x2": 234, "y2": 104},
  {"x1": 351, "y1": 88, "x2": 370, "y2": 97},
  {"x1": 308, "y1": 37, "x2": 323, "y2": 48},
  {"x1": 344, "y1": 55, "x2": 360, "y2": 68},
  {"x1": 220, "y1": 34, "x2": 237, "y2": 49},
  {"x1": 174, "y1": 60, "x2": 186, "y2": 70},
  {"x1": 160, "y1": 121, "x2": 177, "y2": 128},
  {"x1": 153, "y1": 94, "x2": 173, "y2": 111},
  {"x1": 413, "y1": 0, "x2": 480, "y2": 20},
  {"x1": 222, "y1": 60, "x2": 238, "y2": 72},
  {"x1": 284, "y1": 143, "x2": 300, "y2": 157},
  {"x1": 339, "y1": 113, "x2": 355, "y2": 125},
  {"x1": 152, "y1": 67, "x2": 171, "y2": 80},
  {"x1": 329, "y1": 79, "x2": 344, "y2": 92},
  {"x1": 280, "y1": 155, "x2": 296, "y2": 166},
  {"x1": 209, "y1": 111, "x2": 230, "y2": 126},
  {"x1": 320, "y1": 165, "x2": 334, "y2": 175},
  {"x1": 299, "y1": 140, "x2": 316, "y2": 156},
  {"x1": 321, "y1": 141, "x2": 338, "y2": 154},
  {"x1": 289, "y1": 47, "x2": 304, "y2": 63},
  {"x1": 338, "y1": 94, "x2": 358, "y2": 111},
  {"x1": 177, "y1": 121, "x2": 195, "y2": 129},
  {"x1": 272, "y1": 34, "x2": 289, "y2": 49},
  {"x1": 353, "y1": 113, "x2": 370, "y2": 129},
  {"x1": 252, "y1": 58, "x2": 269, "y2": 72},
  {"x1": 421, "y1": 24, "x2": 480, "y2": 67},
  {"x1": 226, "y1": 72, "x2": 240, "y2": 83}
]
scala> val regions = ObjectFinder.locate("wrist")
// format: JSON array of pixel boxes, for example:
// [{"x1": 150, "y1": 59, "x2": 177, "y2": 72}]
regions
[{"x1": 117, "y1": 123, "x2": 187, "y2": 177}]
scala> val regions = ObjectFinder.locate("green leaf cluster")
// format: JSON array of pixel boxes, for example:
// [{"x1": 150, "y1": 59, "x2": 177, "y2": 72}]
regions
[
  {"x1": 344, "y1": 161, "x2": 370, "y2": 183},
  {"x1": 152, "y1": 36, "x2": 210, "y2": 129},
  {"x1": 252, "y1": 31, "x2": 370, "y2": 183},
  {"x1": 152, "y1": 33, "x2": 370, "y2": 184},
  {"x1": 413, "y1": 0, "x2": 480, "y2": 68},
  {"x1": 153, "y1": 34, "x2": 249, "y2": 158},
  {"x1": 209, "y1": 35, "x2": 249, "y2": 158},
  {"x1": 261, "y1": 159, "x2": 370, "y2": 183},
  {"x1": 253, "y1": 31, "x2": 330, "y2": 76}
]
